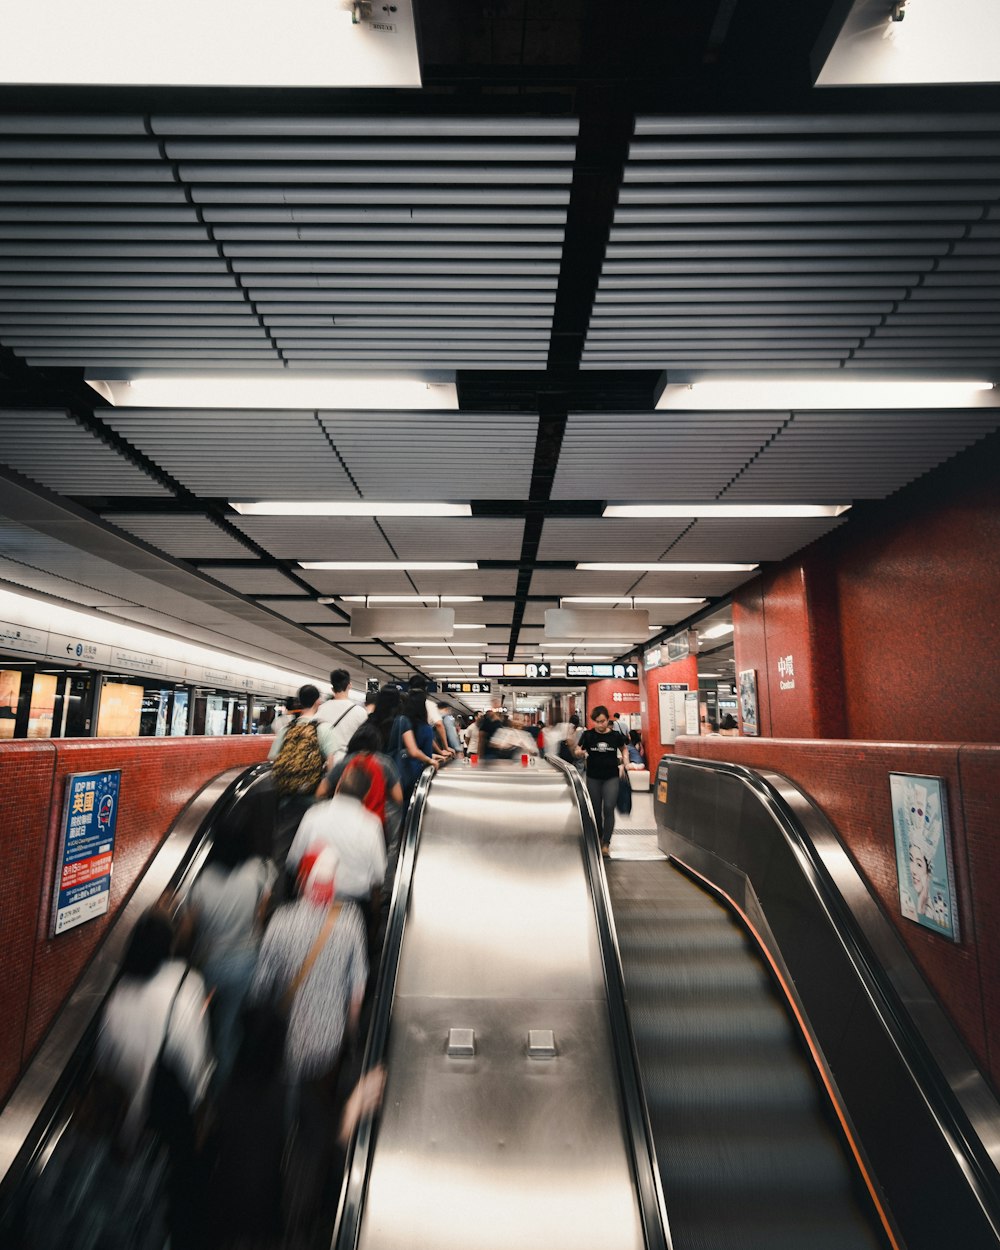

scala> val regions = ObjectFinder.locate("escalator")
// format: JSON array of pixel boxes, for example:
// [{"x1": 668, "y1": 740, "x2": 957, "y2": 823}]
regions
[
  {"x1": 0, "y1": 762, "x2": 275, "y2": 1248},
  {"x1": 610, "y1": 755, "x2": 1000, "y2": 1250},
  {"x1": 607, "y1": 859, "x2": 885, "y2": 1250}
]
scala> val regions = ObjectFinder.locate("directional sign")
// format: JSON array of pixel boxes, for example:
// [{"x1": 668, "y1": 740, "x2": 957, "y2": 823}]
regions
[
  {"x1": 441, "y1": 680, "x2": 491, "y2": 694},
  {"x1": 567, "y1": 662, "x2": 638, "y2": 679},
  {"x1": 479, "y1": 662, "x2": 556, "y2": 679}
]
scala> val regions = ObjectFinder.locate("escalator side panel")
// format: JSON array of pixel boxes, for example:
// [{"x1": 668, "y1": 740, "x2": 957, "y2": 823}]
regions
[{"x1": 355, "y1": 766, "x2": 646, "y2": 1250}]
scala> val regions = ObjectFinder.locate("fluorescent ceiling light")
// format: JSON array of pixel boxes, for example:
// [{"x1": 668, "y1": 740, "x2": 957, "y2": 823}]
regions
[
  {"x1": 816, "y1": 0, "x2": 1000, "y2": 86},
  {"x1": 656, "y1": 378, "x2": 995, "y2": 411},
  {"x1": 604, "y1": 503, "x2": 850, "y2": 519},
  {"x1": 700, "y1": 623, "x2": 734, "y2": 640},
  {"x1": 340, "y1": 596, "x2": 483, "y2": 604},
  {"x1": 411, "y1": 654, "x2": 486, "y2": 660},
  {"x1": 301, "y1": 561, "x2": 477, "y2": 571},
  {"x1": 396, "y1": 641, "x2": 486, "y2": 649},
  {"x1": 87, "y1": 373, "x2": 457, "y2": 410},
  {"x1": 561, "y1": 596, "x2": 707, "y2": 606},
  {"x1": 453, "y1": 624, "x2": 487, "y2": 630},
  {"x1": 698, "y1": 672, "x2": 722, "y2": 678},
  {"x1": 578, "y1": 562, "x2": 758, "y2": 573},
  {"x1": 231, "y1": 501, "x2": 471, "y2": 517},
  {"x1": 0, "y1": 0, "x2": 421, "y2": 87}
]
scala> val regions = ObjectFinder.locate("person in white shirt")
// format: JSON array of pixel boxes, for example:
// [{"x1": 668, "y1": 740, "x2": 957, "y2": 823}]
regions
[
  {"x1": 314, "y1": 668, "x2": 368, "y2": 764},
  {"x1": 286, "y1": 764, "x2": 387, "y2": 907}
]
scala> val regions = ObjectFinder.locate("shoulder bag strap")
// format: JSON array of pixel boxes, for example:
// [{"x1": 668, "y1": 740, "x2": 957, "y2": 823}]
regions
[{"x1": 280, "y1": 903, "x2": 342, "y2": 1014}]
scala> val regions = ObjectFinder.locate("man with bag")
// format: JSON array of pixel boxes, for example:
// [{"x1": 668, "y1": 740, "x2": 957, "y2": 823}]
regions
[
  {"x1": 268, "y1": 685, "x2": 339, "y2": 867},
  {"x1": 314, "y1": 668, "x2": 368, "y2": 764}
]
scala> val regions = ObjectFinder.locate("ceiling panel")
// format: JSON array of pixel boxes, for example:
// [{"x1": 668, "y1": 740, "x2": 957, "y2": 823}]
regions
[
  {"x1": 551, "y1": 412, "x2": 785, "y2": 499},
  {"x1": 379, "y1": 517, "x2": 525, "y2": 560},
  {"x1": 228, "y1": 515, "x2": 393, "y2": 560},
  {"x1": 663, "y1": 516, "x2": 848, "y2": 561},
  {"x1": 0, "y1": 408, "x2": 171, "y2": 496},
  {"x1": 537, "y1": 517, "x2": 691, "y2": 560},
  {"x1": 322, "y1": 412, "x2": 539, "y2": 500},
  {"x1": 408, "y1": 571, "x2": 520, "y2": 596},
  {"x1": 101, "y1": 511, "x2": 253, "y2": 559},
  {"x1": 295, "y1": 569, "x2": 420, "y2": 595},
  {"x1": 258, "y1": 597, "x2": 344, "y2": 624},
  {"x1": 525, "y1": 570, "x2": 640, "y2": 597},
  {"x1": 585, "y1": 115, "x2": 1000, "y2": 372},
  {"x1": 629, "y1": 569, "x2": 759, "y2": 598},
  {"x1": 198, "y1": 565, "x2": 303, "y2": 594},
  {"x1": 99, "y1": 409, "x2": 356, "y2": 498},
  {"x1": 723, "y1": 411, "x2": 1000, "y2": 501}
]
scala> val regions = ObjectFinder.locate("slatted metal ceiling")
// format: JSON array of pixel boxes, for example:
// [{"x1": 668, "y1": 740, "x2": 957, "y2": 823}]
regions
[
  {"x1": 585, "y1": 114, "x2": 1000, "y2": 372},
  {"x1": 1, "y1": 96, "x2": 999, "y2": 690},
  {"x1": 0, "y1": 115, "x2": 574, "y2": 372}
]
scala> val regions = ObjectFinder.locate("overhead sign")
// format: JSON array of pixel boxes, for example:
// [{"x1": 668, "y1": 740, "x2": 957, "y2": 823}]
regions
[
  {"x1": 51, "y1": 769, "x2": 121, "y2": 936},
  {"x1": 567, "y1": 662, "x2": 638, "y2": 679},
  {"x1": 441, "y1": 680, "x2": 492, "y2": 694},
  {"x1": 479, "y1": 662, "x2": 552, "y2": 679}
]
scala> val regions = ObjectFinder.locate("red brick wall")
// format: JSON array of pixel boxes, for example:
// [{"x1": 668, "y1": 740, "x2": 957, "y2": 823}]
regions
[
  {"x1": 644, "y1": 655, "x2": 699, "y2": 776},
  {"x1": 0, "y1": 736, "x2": 270, "y2": 1103},
  {"x1": 677, "y1": 735, "x2": 999, "y2": 1092},
  {"x1": 731, "y1": 431, "x2": 1000, "y2": 743},
  {"x1": 584, "y1": 680, "x2": 641, "y2": 729}
]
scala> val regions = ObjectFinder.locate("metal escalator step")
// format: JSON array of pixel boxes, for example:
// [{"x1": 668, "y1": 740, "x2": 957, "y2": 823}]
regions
[
  {"x1": 628, "y1": 1001, "x2": 795, "y2": 1052},
  {"x1": 622, "y1": 952, "x2": 774, "y2": 1000},
  {"x1": 615, "y1": 917, "x2": 752, "y2": 959},
  {"x1": 637, "y1": 1056, "x2": 820, "y2": 1116}
]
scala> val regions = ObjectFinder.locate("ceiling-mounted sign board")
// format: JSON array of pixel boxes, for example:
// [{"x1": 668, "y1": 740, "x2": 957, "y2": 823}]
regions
[
  {"x1": 544, "y1": 608, "x2": 649, "y2": 639},
  {"x1": 351, "y1": 607, "x2": 454, "y2": 640},
  {"x1": 0, "y1": 0, "x2": 422, "y2": 87}
]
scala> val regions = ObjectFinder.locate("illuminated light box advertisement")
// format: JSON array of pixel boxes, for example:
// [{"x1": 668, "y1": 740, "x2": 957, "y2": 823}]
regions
[
  {"x1": 738, "y1": 669, "x2": 759, "y2": 736},
  {"x1": 889, "y1": 773, "x2": 959, "y2": 943},
  {"x1": 51, "y1": 770, "x2": 121, "y2": 936}
]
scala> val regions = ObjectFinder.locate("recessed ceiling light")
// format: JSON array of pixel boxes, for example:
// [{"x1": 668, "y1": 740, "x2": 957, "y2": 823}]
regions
[
  {"x1": 453, "y1": 624, "x2": 487, "y2": 630},
  {"x1": 603, "y1": 503, "x2": 850, "y2": 519},
  {"x1": 340, "y1": 596, "x2": 483, "y2": 604},
  {"x1": 396, "y1": 641, "x2": 486, "y2": 648},
  {"x1": 231, "y1": 501, "x2": 471, "y2": 517},
  {"x1": 87, "y1": 373, "x2": 457, "y2": 410},
  {"x1": 560, "y1": 596, "x2": 706, "y2": 606},
  {"x1": 700, "y1": 623, "x2": 734, "y2": 640},
  {"x1": 577, "y1": 562, "x2": 758, "y2": 573},
  {"x1": 656, "y1": 377, "x2": 995, "y2": 411},
  {"x1": 301, "y1": 561, "x2": 477, "y2": 571}
]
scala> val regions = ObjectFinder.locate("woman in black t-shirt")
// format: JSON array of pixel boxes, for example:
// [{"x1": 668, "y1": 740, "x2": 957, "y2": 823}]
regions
[{"x1": 575, "y1": 705, "x2": 630, "y2": 856}]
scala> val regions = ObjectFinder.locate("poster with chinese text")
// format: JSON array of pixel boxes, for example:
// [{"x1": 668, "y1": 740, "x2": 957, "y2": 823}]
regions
[{"x1": 51, "y1": 770, "x2": 121, "y2": 935}]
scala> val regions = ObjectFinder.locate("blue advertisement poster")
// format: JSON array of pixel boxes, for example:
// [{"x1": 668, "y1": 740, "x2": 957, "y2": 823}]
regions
[
  {"x1": 51, "y1": 769, "x2": 121, "y2": 936},
  {"x1": 889, "y1": 772, "x2": 959, "y2": 943}
]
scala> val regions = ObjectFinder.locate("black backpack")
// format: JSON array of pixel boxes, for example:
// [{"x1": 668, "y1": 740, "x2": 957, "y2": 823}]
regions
[{"x1": 271, "y1": 718, "x2": 325, "y2": 795}]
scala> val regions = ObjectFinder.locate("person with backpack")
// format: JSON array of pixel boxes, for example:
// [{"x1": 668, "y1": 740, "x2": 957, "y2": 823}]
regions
[{"x1": 268, "y1": 685, "x2": 340, "y2": 867}]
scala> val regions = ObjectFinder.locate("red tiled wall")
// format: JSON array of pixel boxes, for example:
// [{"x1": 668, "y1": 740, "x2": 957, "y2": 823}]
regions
[
  {"x1": 678, "y1": 735, "x2": 998, "y2": 1091},
  {"x1": 584, "y1": 680, "x2": 641, "y2": 727},
  {"x1": 731, "y1": 432, "x2": 1000, "y2": 744},
  {"x1": 1, "y1": 736, "x2": 270, "y2": 1103},
  {"x1": 644, "y1": 656, "x2": 699, "y2": 776},
  {"x1": 732, "y1": 549, "x2": 847, "y2": 740},
  {"x1": 0, "y1": 742, "x2": 57, "y2": 1099}
]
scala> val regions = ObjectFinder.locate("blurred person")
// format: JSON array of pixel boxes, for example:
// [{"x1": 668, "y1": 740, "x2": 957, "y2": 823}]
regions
[
  {"x1": 186, "y1": 809, "x2": 276, "y2": 1089},
  {"x1": 490, "y1": 711, "x2": 539, "y2": 758},
  {"x1": 462, "y1": 713, "x2": 481, "y2": 757},
  {"x1": 575, "y1": 705, "x2": 630, "y2": 856},
  {"x1": 249, "y1": 849, "x2": 367, "y2": 1241},
  {"x1": 268, "y1": 684, "x2": 340, "y2": 867},
  {"x1": 314, "y1": 668, "x2": 368, "y2": 764},
  {"x1": 409, "y1": 674, "x2": 451, "y2": 755},
  {"x1": 286, "y1": 764, "x2": 387, "y2": 921},
  {"x1": 390, "y1": 688, "x2": 444, "y2": 808},
  {"x1": 318, "y1": 721, "x2": 404, "y2": 928},
  {"x1": 96, "y1": 906, "x2": 213, "y2": 1248},
  {"x1": 719, "y1": 712, "x2": 739, "y2": 736},
  {"x1": 369, "y1": 684, "x2": 402, "y2": 752},
  {"x1": 626, "y1": 729, "x2": 647, "y2": 770},
  {"x1": 437, "y1": 701, "x2": 463, "y2": 753}
]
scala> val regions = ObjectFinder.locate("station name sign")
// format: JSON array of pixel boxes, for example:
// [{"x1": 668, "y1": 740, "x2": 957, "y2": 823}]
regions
[
  {"x1": 567, "y1": 662, "x2": 638, "y2": 679},
  {"x1": 440, "y1": 680, "x2": 491, "y2": 694},
  {"x1": 479, "y1": 661, "x2": 553, "y2": 679}
]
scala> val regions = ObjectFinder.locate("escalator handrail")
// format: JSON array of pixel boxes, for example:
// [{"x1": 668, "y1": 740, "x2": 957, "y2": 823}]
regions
[
  {"x1": 332, "y1": 761, "x2": 435, "y2": 1250},
  {"x1": 548, "y1": 756, "x2": 672, "y2": 1250},
  {"x1": 0, "y1": 761, "x2": 271, "y2": 1211},
  {"x1": 663, "y1": 754, "x2": 1000, "y2": 1231}
]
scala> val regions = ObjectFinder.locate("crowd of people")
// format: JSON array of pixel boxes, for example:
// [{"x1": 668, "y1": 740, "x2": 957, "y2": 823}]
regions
[{"x1": 49, "y1": 677, "x2": 648, "y2": 1250}]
